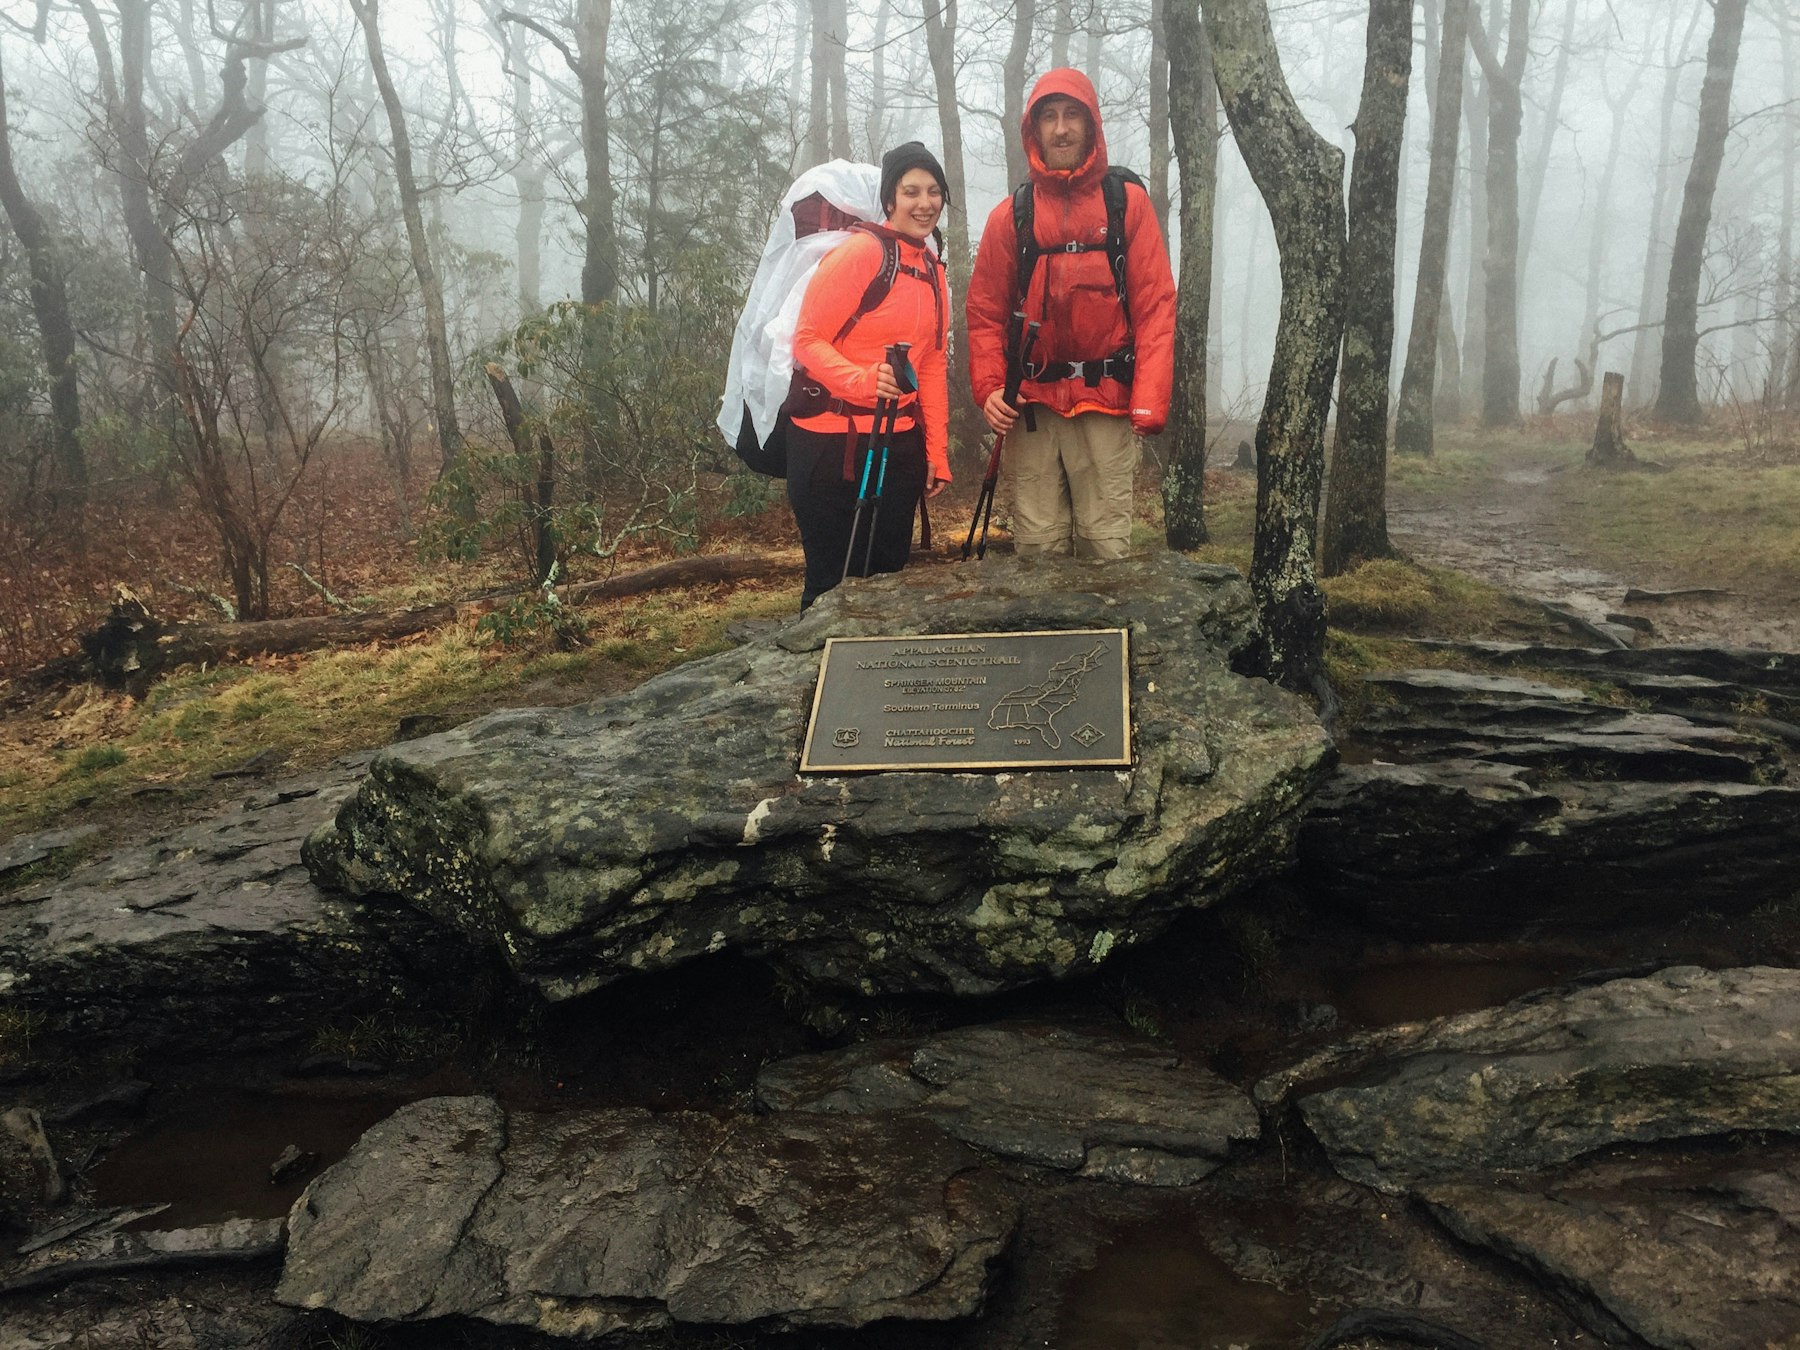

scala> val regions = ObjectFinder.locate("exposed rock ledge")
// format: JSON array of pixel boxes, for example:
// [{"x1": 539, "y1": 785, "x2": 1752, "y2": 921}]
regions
[{"x1": 304, "y1": 552, "x2": 1331, "y2": 1000}]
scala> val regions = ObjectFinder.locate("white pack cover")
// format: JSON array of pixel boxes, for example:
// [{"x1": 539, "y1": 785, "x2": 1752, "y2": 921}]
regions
[{"x1": 718, "y1": 160, "x2": 941, "y2": 450}]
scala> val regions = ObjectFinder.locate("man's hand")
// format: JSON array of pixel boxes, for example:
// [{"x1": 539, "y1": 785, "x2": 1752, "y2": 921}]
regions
[
  {"x1": 982, "y1": 389, "x2": 1021, "y2": 435},
  {"x1": 926, "y1": 472, "x2": 950, "y2": 499}
]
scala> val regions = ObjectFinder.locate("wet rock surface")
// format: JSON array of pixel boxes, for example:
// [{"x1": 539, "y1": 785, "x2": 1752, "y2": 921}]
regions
[
  {"x1": 1260, "y1": 965, "x2": 1800, "y2": 1194},
  {"x1": 276, "y1": 1094, "x2": 1017, "y2": 1339},
  {"x1": 756, "y1": 1021, "x2": 1258, "y2": 1185},
  {"x1": 304, "y1": 553, "x2": 1332, "y2": 1000},
  {"x1": 1305, "y1": 661, "x2": 1800, "y2": 937},
  {"x1": 0, "y1": 1214, "x2": 283, "y2": 1295},
  {"x1": 0, "y1": 761, "x2": 485, "y2": 1052},
  {"x1": 1422, "y1": 1144, "x2": 1800, "y2": 1350}
]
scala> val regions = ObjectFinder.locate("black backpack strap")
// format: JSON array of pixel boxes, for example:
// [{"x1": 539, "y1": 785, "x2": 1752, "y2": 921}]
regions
[
  {"x1": 834, "y1": 224, "x2": 901, "y2": 344},
  {"x1": 1011, "y1": 182, "x2": 1038, "y2": 308},
  {"x1": 1102, "y1": 165, "x2": 1144, "y2": 328}
]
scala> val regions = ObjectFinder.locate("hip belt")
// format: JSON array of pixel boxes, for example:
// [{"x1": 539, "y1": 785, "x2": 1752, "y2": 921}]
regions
[{"x1": 1023, "y1": 348, "x2": 1135, "y2": 387}]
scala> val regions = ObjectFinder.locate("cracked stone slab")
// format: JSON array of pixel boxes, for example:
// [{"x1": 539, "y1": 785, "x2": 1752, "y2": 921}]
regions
[
  {"x1": 756, "y1": 1021, "x2": 1258, "y2": 1185},
  {"x1": 276, "y1": 1095, "x2": 1017, "y2": 1338},
  {"x1": 1422, "y1": 1147, "x2": 1800, "y2": 1350},
  {"x1": 0, "y1": 1216, "x2": 285, "y2": 1294},
  {"x1": 0, "y1": 759, "x2": 481, "y2": 1053},
  {"x1": 1259, "y1": 966, "x2": 1800, "y2": 1195},
  {"x1": 304, "y1": 552, "x2": 1331, "y2": 1000}
]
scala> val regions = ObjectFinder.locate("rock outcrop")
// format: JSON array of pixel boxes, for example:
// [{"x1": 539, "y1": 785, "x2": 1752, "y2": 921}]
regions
[
  {"x1": 1259, "y1": 966, "x2": 1800, "y2": 1194},
  {"x1": 1423, "y1": 1149, "x2": 1800, "y2": 1350},
  {"x1": 0, "y1": 763, "x2": 483, "y2": 1053},
  {"x1": 277, "y1": 1096, "x2": 1016, "y2": 1339},
  {"x1": 304, "y1": 553, "x2": 1332, "y2": 999},
  {"x1": 1304, "y1": 665, "x2": 1798, "y2": 936},
  {"x1": 756, "y1": 1021, "x2": 1259, "y2": 1185}
]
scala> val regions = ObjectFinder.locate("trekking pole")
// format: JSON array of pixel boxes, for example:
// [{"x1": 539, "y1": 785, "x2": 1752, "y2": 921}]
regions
[
  {"x1": 842, "y1": 344, "x2": 911, "y2": 583},
  {"x1": 962, "y1": 314, "x2": 1040, "y2": 561},
  {"x1": 860, "y1": 343, "x2": 915, "y2": 577}
]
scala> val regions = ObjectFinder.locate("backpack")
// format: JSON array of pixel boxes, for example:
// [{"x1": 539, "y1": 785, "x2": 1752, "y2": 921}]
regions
[
  {"x1": 720, "y1": 161, "x2": 944, "y2": 478},
  {"x1": 1010, "y1": 164, "x2": 1144, "y2": 327}
]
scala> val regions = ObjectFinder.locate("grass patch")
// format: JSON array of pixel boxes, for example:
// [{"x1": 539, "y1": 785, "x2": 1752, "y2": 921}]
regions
[
  {"x1": 1323, "y1": 558, "x2": 1543, "y2": 638},
  {"x1": 0, "y1": 578, "x2": 800, "y2": 834},
  {"x1": 0, "y1": 1005, "x2": 45, "y2": 1067}
]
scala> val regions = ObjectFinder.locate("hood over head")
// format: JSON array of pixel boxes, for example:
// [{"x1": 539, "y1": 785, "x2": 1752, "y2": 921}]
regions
[{"x1": 1021, "y1": 68, "x2": 1108, "y2": 189}]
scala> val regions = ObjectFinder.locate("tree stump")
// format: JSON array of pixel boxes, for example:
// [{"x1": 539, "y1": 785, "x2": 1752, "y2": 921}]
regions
[{"x1": 1588, "y1": 371, "x2": 1634, "y2": 468}]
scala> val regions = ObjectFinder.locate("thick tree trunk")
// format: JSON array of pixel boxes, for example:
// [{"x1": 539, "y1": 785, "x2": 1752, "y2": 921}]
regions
[
  {"x1": 1394, "y1": 0, "x2": 1468, "y2": 459},
  {"x1": 806, "y1": 0, "x2": 829, "y2": 167},
  {"x1": 1203, "y1": 0, "x2": 1346, "y2": 702},
  {"x1": 0, "y1": 49, "x2": 84, "y2": 509},
  {"x1": 485, "y1": 364, "x2": 558, "y2": 586},
  {"x1": 1002, "y1": 0, "x2": 1036, "y2": 188},
  {"x1": 1777, "y1": 7, "x2": 1797, "y2": 409},
  {"x1": 866, "y1": 0, "x2": 891, "y2": 159},
  {"x1": 1321, "y1": 0, "x2": 1411, "y2": 576},
  {"x1": 1654, "y1": 0, "x2": 1749, "y2": 426},
  {"x1": 922, "y1": 0, "x2": 978, "y2": 469},
  {"x1": 1051, "y1": 0, "x2": 1072, "y2": 67},
  {"x1": 1162, "y1": 0, "x2": 1215, "y2": 549},
  {"x1": 350, "y1": 0, "x2": 464, "y2": 469},
  {"x1": 1584, "y1": 59, "x2": 1644, "y2": 383},
  {"x1": 825, "y1": 0, "x2": 850, "y2": 160},
  {"x1": 1469, "y1": 0, "x2": 1528, "y2": 428}
]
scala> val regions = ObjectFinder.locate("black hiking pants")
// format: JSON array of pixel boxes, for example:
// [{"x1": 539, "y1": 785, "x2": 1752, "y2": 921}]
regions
[{"x1": 787, "y1": 423, "x2": 925, "y2": 609}]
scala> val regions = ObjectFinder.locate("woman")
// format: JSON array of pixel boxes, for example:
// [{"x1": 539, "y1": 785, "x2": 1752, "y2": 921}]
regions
[{"x1": 787, "y1": 142, "x2": 952, "y2": 609}]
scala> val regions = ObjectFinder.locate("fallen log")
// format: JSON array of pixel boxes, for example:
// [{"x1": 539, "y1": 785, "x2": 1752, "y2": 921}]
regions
[{"x1": 19, "y1": 555, "x2": 794, "y2": 696}]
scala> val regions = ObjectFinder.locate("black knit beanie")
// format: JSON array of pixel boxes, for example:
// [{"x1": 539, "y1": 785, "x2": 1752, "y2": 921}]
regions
[{"x1": 879, "y1": 141, "x2": 951, "y2": 215}]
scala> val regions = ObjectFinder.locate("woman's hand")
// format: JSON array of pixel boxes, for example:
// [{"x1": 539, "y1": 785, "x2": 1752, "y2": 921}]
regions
[
  {"x1": 925, "y1": 473, "x2": 950, "y2": 499},
  {"x1": 873, "y1": 362, "x2": 903, "y2": 401}
]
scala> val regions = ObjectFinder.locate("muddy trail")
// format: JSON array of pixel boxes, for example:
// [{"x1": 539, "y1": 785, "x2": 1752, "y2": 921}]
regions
[{"x1": 1386, "y1": 442, "x2": 1800, "y2": 652}]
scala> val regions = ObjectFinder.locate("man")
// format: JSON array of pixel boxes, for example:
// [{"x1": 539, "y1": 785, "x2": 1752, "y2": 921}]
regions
[{"x1": 966, "y1": 69, "x2": 1176, "y2": 559}]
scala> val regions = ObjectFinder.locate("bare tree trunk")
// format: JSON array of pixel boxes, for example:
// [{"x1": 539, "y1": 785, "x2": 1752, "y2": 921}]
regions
[
  {"x1": 1468, "y1": 0, "x2": 1527, "y2": 428},
  {"x1": 1516, "y1": 0, "x2": 1575, "y2": 280},
  {"x1": 241, "y1": 0, "x2": 277, "y2": 177},
  {"x1": 1003, "y1": 0, "x2": 1037, "y2": 187},
  {"x1": 1585, "y1": 56, "x2": 1646, "y2": 386},
  {"x1": 1051, "y1": 0, "x2": 1072, "y2": 67},
  {"x1": 806, "y1": 0, "x2": 829, "y2": 167},
  {"x1": 1588, "y1": 371, "x2": 1633, "y2": 467},
  {"x1": 1147, "y1": 0, "x2": 1171, "y2": 236},
  {"x1": 1321, "y1": 0, "x2": 1411, "y2": 575},
  {"x1": 350, "y1": 0, "x2": 463, "y2": 468},
  {"x1": 1654, "y1": 0, "x2": 1749, "y2": 426},
  {"x1": 576, "y1": 0, "x2": 617, "y2": 306},
  {"x1": 1203, "y1": 0, "x2": 1346, "y2": 702},
  {"x1": 922, "y1": 0, "x2": 978, "y2": 467},
  {"x1": 0, "y1": 48, "x2": 84, "y2": 510},
  {"x1": 866, "y1": 0, "x2": 891, "y2": 160},
  {"x1": 1457, "y1": 0, "x2": 1493, "y2": 411},
  {"x1": 826, "y1": 0, "x2": 850, "y2": 160},
  {"x1": 1394, "y1": 0, "x2": 1468, "y2": 458},
  {"x1": 1629, "y1": 0, "x2": 1702, "y2": 408},
  {"x1": 504, "y1": 26, "x2": 545, "y2": 314},
  {"x1": 1776, "y1": 7, "x2": 1797, "y2": 409},
  {"x1": 1162, "y1": 0, "x2": 1215, "y2": 549}
]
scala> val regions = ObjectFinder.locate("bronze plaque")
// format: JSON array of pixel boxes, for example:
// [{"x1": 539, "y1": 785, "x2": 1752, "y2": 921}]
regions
[{"x1": 799, "y1": 628, "x2": 1131, "y2": 773}]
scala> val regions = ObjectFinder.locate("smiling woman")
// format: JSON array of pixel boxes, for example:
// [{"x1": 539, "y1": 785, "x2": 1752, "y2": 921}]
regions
[{"x1": 783, "y1": 142, "x2": 955, "y2": 610}]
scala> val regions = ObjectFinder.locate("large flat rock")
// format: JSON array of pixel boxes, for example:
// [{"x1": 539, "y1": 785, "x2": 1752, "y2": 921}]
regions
[
  {"x1": 1423, "y1": 1148, "x2": 1800, "y2": 1350},
  {"x1": 1259, "y1": 966, "x2": 1800, "y2": 1194},
  {"x1": 304, "y1": 553, "x2": 1331, "y2": 999},
  {"x1": 276, "y1": 1095, "x2": 1017, "y2": 1338},
  {"x1": 756, "y1": 1021, "x2": 1259, "y2": 1185},
  {"x1": 0, "y1": 764, "x2": 479, "y2": 1053}
]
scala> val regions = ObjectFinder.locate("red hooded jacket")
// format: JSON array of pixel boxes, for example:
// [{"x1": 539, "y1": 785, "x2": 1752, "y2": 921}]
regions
[{"x1": 966, "y1": 69, "x2": 1177, "y2": 433}]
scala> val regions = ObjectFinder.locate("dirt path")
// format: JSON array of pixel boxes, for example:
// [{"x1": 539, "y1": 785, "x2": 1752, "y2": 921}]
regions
[{"x1": 1386, "y1": 449, "x2": 1800, "y2": 653}]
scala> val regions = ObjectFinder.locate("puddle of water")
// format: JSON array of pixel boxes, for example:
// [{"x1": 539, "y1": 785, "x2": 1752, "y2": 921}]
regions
[
  {"x1": 89, "y1": 1093, "x2": 402, "y2": 1228},
  {"x1": 1055, "y1": 1231, "x2": 1313, "y2": 1349},
  {"x1": 1330, "y1": 959, "x2": 1569, "y2": 1028}
]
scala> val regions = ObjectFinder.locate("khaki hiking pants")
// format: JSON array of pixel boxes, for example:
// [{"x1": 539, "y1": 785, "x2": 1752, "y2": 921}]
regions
[{"x1": 1003, "y1": 409, "x2": 1137, "y2": 560}]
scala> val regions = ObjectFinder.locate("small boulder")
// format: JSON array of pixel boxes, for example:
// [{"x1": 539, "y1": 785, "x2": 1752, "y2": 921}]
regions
[{"x1": 278, "y1": 1096, "x2": 1017, "y2": 1339}]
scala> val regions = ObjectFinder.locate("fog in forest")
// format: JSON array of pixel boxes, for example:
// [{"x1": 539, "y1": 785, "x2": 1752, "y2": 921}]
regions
[{"x1": 0, "y1": 0, "x2": 1793, "y2": 641}]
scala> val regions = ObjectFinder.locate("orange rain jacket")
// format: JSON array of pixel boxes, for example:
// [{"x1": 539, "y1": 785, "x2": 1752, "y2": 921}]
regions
[
  {"x1": 791, "y1": 225, "x2": 952, "y2": 484},
  {"x1": 966, "y1": 68, "x2": 1177, "y2": 433}
]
